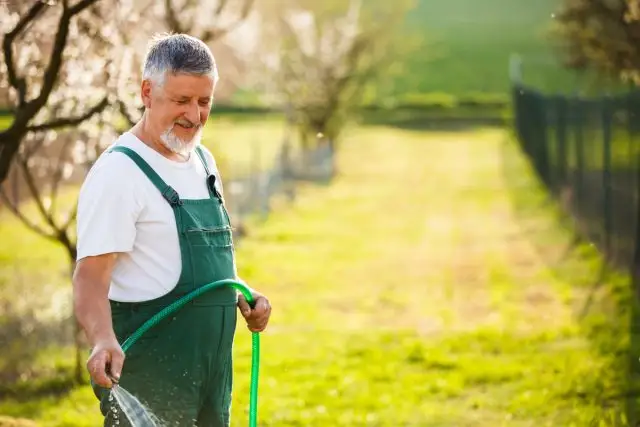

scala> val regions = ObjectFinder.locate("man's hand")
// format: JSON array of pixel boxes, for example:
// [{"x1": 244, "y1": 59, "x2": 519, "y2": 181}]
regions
[
  {"x1": 87, "y1": 337, "x2": 125, "y2": 388},
  {"x1": 237, "y1": 289, "x2": 271, "y2": 332},
  {"x1": 73, "y1": 254, "x2": 122, "y2": 388}
]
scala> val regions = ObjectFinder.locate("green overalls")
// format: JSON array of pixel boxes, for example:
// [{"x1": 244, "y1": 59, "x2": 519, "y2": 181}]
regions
[{"x1": 92, "y1": 145, "x2": 239, "y2": 427}]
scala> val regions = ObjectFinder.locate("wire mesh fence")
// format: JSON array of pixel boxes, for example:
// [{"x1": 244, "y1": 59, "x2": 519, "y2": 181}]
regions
[{"x1": 512, "y1": 81, "x2": 640, "y2": 275}]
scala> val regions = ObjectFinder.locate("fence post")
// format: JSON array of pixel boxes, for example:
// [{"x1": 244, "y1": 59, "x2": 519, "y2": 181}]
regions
[
  {"x1": 535, "y1": 91, "x2": 551, "y2": 186},
  {"x1": 574, "y1": 98, "x2": 585, "y2": 216},
  {"x1": 555, "y1": 95, "x2": 568, "y2": 194},
  {"x1": 629, "y1": 91, "x2": 640, "y2": 287},
  {"x1": 509, "y1": 53, "x2": 522, "y2": 84},
  {"x1": 602, "y1": 95, "x2": 613, "y2": 261}
]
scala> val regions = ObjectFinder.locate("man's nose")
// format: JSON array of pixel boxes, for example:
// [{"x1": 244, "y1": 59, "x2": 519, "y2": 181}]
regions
[{"x1": 184, "y1": 101, "x2": 200, "y2": 125}]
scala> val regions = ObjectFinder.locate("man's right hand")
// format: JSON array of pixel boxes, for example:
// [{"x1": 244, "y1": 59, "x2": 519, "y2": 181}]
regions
[
  {"x1": 73, "y1": 254, "x2": 122, "y2": 388},
  {"x1": 87, "y1": 337, "x2": 125, "y2": 388}
]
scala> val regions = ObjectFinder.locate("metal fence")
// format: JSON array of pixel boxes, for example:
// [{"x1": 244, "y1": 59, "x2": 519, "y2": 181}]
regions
[{"x1": 511, "y1": 80, "x2": 640, "y2": 274}]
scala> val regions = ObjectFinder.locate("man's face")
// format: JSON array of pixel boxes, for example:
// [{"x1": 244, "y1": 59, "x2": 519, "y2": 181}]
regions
[{"x1": 141, "y1": 73, "x2": 215, "y2": 156}]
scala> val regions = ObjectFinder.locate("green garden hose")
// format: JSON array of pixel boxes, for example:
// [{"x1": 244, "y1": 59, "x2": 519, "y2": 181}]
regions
[{"x1": 120, "y1": 279, "x2": 260, "y2": 427}]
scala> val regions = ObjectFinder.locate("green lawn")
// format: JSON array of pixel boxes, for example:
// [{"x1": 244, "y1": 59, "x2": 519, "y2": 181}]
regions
[
  {"x1": 1, "y1": 122, "x2": 639, "y2": 426},
  {"x1": 380, "y1": 0, "x2": 610, "y2": 99},
  {"x1": 203, "y1": 113, "x2": 286, "y2": 175}
]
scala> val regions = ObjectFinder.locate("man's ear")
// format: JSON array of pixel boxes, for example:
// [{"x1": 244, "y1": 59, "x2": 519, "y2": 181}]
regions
[{"x1": 141, "y1": 80, "x2": 152, "y2": 108}]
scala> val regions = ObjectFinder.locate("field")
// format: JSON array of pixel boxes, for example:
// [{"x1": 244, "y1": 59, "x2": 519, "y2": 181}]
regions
[
  {"x1": 389, "y1": 0, "x2": 586, "y2": 99},
  {"x1": 0, "y1": 118, "x2": 638, "y2": 426}
]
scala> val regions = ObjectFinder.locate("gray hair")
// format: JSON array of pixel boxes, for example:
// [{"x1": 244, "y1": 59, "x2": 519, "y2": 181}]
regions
[{"x1": 141, "y1": 33, "x2": 219, "y2": 86}]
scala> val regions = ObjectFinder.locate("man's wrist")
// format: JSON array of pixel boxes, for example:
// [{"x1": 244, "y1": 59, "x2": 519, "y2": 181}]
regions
[{"x1": 89, "y1": 326, "x2": 117, "y2": 346}]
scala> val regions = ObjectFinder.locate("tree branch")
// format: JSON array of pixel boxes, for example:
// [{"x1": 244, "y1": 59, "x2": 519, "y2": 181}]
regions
[
  {"x1": 2, "y1": 2, "x2": 48, "y2": 107},
  {"x1": 26, "y1": 96, "x2": 109, "y2": 132},
  {"x1": 117, "y1": 99, "x2": 139, "y2": 128},
  {"x1": 200, "y1": 0, "x2": 255, "y2": 42},
  {"x1": 48, "y1": 136, "x2": 75, "y2": 217},
  {"x1": 69, "y1": 0, "x2": 101, "y2": 15},
  {"x1": 61, "y1": 200, "x2": 78, "y2": 231},
  {"x1": 0, "y1": 188, "x2": 55, "y2": 241},
  {"x1": 0, "y1": 133, "x2": 21, "y2": 184},
  {"x1": 30, "y1": 0, "x2": 101, "y2": 114},
  {"x1": 17, "y1": 154, "x2": 61, "y2": 236},
  {"x1": 164, "y1": 0, "x2": 187, "y2": 34}
]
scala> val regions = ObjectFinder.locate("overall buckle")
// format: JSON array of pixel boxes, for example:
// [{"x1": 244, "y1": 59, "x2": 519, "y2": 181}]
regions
[{"x1": 162, "y1": 186, "x2": 182, "y2": 206}]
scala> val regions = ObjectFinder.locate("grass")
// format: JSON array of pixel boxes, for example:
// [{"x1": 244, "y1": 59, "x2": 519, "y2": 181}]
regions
[
  {"x1": 0, "y1": 115, "x2": 10, "y2": 129},
  {"x1": 376, "y1": 0, "x2": 621, "y2": 100},
  {"x1": 203, "y1": 113, "x2": 286, "y2": 175},
  {"x1": 1, "y1": 121, "x2": 639, "y2": 426}
]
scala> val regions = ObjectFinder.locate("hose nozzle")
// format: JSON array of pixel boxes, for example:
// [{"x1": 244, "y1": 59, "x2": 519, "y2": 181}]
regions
[{"x1": 108, "y1": 373, "x2": 120, "y2": 387}]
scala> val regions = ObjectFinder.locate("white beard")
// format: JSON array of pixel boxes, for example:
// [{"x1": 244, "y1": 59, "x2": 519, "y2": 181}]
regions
[{"x1": 159, "y1": 123, "x2": 203, "y2": 157}]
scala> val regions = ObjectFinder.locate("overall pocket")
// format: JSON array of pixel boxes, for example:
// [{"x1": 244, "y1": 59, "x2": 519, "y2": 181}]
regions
[
  {"x1": 185, "y1": 225, "x2": 233, "y2": 247},
  {"x1": 185, "y1": 226, "x2": 237, "y2": 306}
]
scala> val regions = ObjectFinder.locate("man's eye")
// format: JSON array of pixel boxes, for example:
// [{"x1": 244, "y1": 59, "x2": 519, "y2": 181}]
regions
[{"x1": 176, "y1": 99, "x2": 189, "y2": 105}]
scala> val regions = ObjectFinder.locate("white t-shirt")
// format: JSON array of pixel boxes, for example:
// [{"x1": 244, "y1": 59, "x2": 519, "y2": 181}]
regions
[{"x1": 76, "y1": 131, "x2": 232, "y2": 302}]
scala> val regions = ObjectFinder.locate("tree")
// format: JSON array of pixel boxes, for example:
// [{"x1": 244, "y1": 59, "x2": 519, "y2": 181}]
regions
[
  {"x1": 244, "y1": 0, "x2": 415, "y2": 151},
  {"x1": 0, "y1": 0, "x2": 109, "y2": 187},
  {"x1": 0, "y1": 0, "x2": 129, "y2": 384},
  {"x1": 552, "y1": 0, "x2": 640, "y2": 85}
]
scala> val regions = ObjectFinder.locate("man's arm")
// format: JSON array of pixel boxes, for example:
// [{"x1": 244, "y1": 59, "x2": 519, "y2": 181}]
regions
[
  {"x1": 72, "y1": 152, "x2": 142, "y2": 387},
  {"x1": 73, "y1": 253, "x2": 124, "y2": 388}
]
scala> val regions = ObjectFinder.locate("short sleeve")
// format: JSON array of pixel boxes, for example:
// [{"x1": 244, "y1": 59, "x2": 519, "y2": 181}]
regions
[{"x1": 76, "y1": 154, "x2": 142, "y2": 261}]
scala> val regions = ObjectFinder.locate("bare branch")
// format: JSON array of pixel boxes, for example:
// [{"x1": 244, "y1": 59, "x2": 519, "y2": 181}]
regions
[
  {"x1": 164, "y1": 0, "x2": 187, "y2": 34},
  {"x1": 117, "y1": 99, "x2": 139, "y2": 128},
  {"x1": 26, "y1": 96, "x2": 109, "y2": 132},
  {"x1": 0, "y1": 134, "x2": 20, "y2": 184},
  {"x1": 0, "y1": 188, "x2": 55, "y2": 240},
  {"x1": 61, "y1": 201, "x2": 78, "y2": 231},
  {"x1": 17, "y1": 154, "x2": 60, "y2": 235},
  {"x1": 197, "y1": 0, "x2": 255, "y2": 42},
  {"x1": 2, "y1": 2, "x2": 48, "y2": 107},
  {"x1": 30, "y1": 0, "x2": 101, "y2": 113},
  {"x1": 48, "y1": 137, "x2": 75, "y2": 217},
  {"x1": 69, "y1": 0, "x2": 101, "y2": 15}
]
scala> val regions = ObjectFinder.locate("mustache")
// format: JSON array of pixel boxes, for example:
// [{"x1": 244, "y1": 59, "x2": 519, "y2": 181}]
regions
[{"x1": 174, "y1": 119, "x2": 201, "y2": 129}]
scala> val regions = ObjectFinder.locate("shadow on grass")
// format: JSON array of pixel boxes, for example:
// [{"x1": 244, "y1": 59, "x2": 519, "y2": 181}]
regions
[
  {"x1": 0, "y1": 370, "x2": 77, "y2": 402},
  {"x1": 500, "y1": 129, "x2": 640, "y2": 426},
  {"x1": 357, "y1": 113, "x2": 507, "y2": 132}
]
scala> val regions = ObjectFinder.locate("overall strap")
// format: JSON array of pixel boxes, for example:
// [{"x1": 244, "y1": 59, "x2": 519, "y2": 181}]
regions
[
  {"x1": 195, "y1": 145, "x2": 222, "y2": 202},
  {"x1": 195, "y1": 145, "x2": 211, "y2": 175},
  {"x1": 108, "y1": 146, "x2": 183, "y2": 207}
]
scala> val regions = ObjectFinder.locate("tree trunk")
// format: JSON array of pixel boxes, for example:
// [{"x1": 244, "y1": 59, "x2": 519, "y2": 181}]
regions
[
  {"x1": 65, "y1": 245, "x2": 85, "y2": 385},
  {"x1": 0, "y1": 128, "x2": 25, "y2": 187}
]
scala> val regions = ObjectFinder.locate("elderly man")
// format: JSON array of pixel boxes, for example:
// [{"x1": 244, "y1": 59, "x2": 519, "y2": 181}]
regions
[{"x1": 72, "y1": 33, "x2": 272, "y2": 427}]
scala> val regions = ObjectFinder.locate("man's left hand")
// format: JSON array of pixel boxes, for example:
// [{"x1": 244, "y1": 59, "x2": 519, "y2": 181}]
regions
[{"x1": 238, "y1": 289, "x2": 271, "y2": 333}]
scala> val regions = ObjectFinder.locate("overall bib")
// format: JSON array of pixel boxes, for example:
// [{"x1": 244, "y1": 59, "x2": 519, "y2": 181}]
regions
[{"x1": 92, "y1": 145, "x2": 238, "y2": 427}]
